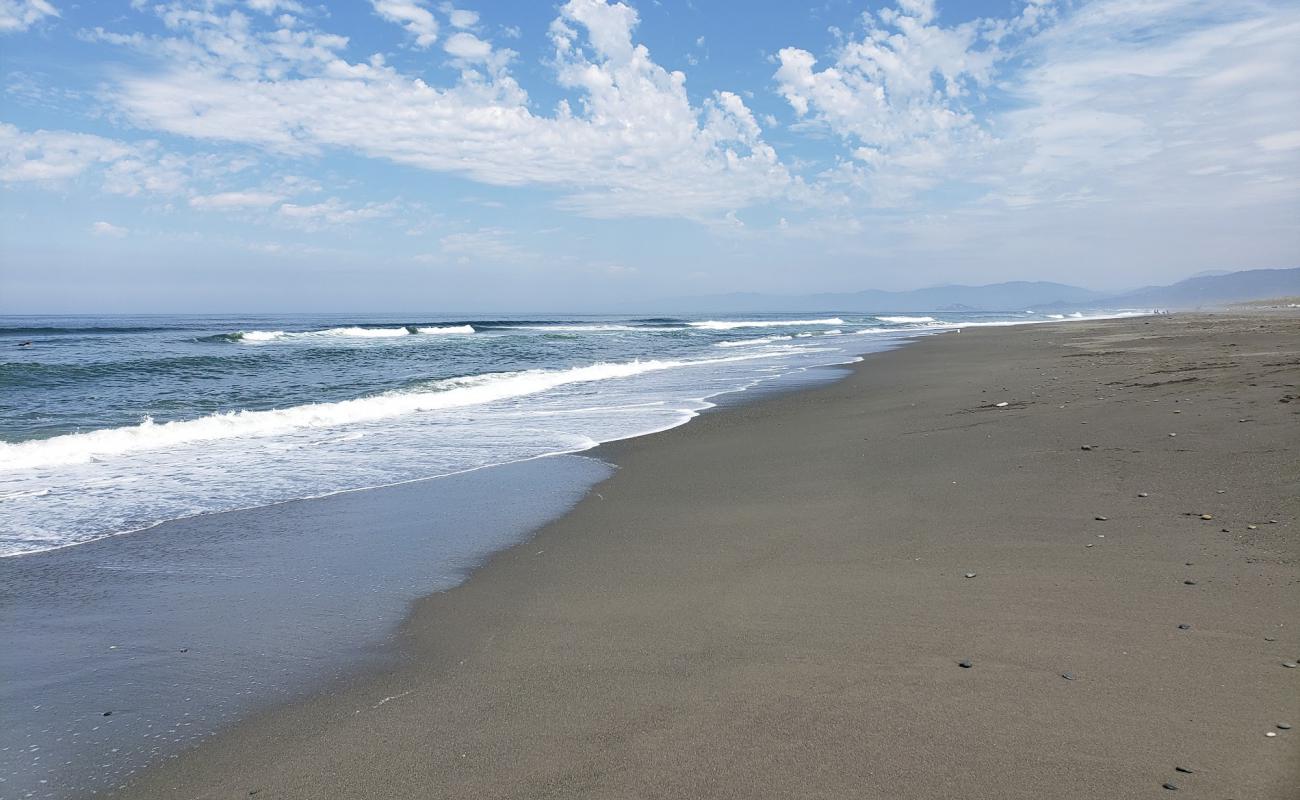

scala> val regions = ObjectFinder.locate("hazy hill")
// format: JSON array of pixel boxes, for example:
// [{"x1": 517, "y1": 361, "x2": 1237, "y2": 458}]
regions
[{"x1": 657, "y1": 268, "x2": 1298, "y2": 312}]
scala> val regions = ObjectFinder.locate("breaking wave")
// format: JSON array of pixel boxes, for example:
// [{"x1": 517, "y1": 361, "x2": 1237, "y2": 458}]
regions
[
  {"x1": 875, "y1": 316, "x2": 937, "y2": 324},
  {"x1": 0, "y1": 354, "x2": 771, "y2": 471},
  {"x1": 689, "y1": 318, "x2": 844, "y2": 330}
]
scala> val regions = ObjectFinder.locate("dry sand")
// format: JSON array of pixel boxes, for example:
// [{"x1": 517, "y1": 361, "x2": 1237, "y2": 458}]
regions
[{"x1": 120, "y1": 313, "x2": 1299, "y2": 799}]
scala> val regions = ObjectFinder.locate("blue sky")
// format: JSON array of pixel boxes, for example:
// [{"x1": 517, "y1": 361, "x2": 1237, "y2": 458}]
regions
[{"x1": 1, "y1": 0, "x2": 1297, "y2": 312}]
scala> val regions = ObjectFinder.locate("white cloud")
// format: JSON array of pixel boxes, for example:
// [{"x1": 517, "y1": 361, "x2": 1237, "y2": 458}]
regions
[
  {"x1": 434, "y1": 227, "x2": 535, "y2": 264},
  {"x1": 278, "y1": 198, "x2": 394, "y2": 229},
  {"x1": 90, "y1": 220, "x2": 128, "y2": 237},
  {"x1": 0, "y1": 0, "x2": 57, "y2": 33},
  {"x1": 98, "y1": 0, "x2": 793, "y2": 220},
  {"x1": 0, "y1": 124, "x2": 131, "y2": 182},
  {"x1": 189, "y1": 190, "x2": 285, "y2": 210},
  {"x1": 439, "y1": 3, "x2": 478, "y2": 29},
  {"x1": 774, "y1": 0, "x2": 1005, "y2": 205},
  {"x1": 371, "y1": 0, "x2": 438, "y2": 47},
  {"x1": 443, "y1": 31, "x2": 491, "y2": 61},
  {"x1": 772, "y1": 0, "x2": 1300, "y2": 218}
]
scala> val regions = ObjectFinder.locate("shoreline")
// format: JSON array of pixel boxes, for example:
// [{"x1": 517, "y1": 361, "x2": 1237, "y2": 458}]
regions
[{"x1": 96, "y1": 313, "x2": 1300, "y2": 796}]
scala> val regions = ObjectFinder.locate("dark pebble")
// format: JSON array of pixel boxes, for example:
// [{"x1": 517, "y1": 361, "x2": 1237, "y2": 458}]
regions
[
  {"x1": 1283, "y1": 661, "x2": 1298, "y2": 668},
  {"x1": 958, "y1": 660, "x2": 972, "y2": 668},
  {"x1": 1264, "y1": 636, "x2": 1277, "y2": 642},
  {"x1": 102, "y1": 711, "x2": 112, "y2": 716},
  {"x1": 1095, "y1": 515, "x2": 1109, "y2": 521},
  {"x1": 1081, "y1": 445, "x2": 1093, "y2": 451},
  {"x1": 1163, "y1": 782, "x2": 1179, "y2": 790},
  {"x1": 1278, "y1": 723, "x2": 1292, "y2": 730},
  {"x1": 1174, "y1": 766, "x2": 1194, "y2": 774},
  {"x1": 1183, "y1": 580, "x2": 1197, "y2": 585},
  {"x1": 1061, "y1": 671, "x2": 1075, "y2": 680},
  {"x1": 1178, "y1": 624, "x2": 1191, "y2": 630}
]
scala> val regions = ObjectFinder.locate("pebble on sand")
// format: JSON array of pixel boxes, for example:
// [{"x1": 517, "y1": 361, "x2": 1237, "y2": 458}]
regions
[
  {"x1": 995, "y1": 402, "x2": 1009, "y2": 408},
  {"x1": 1095, "y1": 515, "x2": 1109, "y2": 521},
  {"x1": 1278, "y1": 723, "x2": 1293, "y2": 730},
  {"x1": 1199, "y1": 514, "x2": 1213, "y2": 520},
  {"x1": 1283, "y1": 661, "x2": 1298, "y2": 668},
  {"x1": 964, "y1": 573, "x2": 977, "y2": 579},
  {"x1": 1174, "y1": 766, "x2": 1194, "y2": 774},
  {"x1": 1061, "y1": 672, "x2": 1076, "y2": 680},
  {"x1": 1162, "y1": 781, "x2": 1179, "y2": 790},
  {"x1": 1168, "y1": 432, "x2": 1177, "y2": 437},
  {"x1": 1183, "y1": 580, "x2": 1198, "y2": 585},
  {"x1": 1266, "y1": 732, "x2": 1277, "y2": 738},
  {"x1": 1178, "y1": 624, "x2": 1191, "y2": 630},
  {"x1": 1247, "y1": 524, "x2": 1258, "y2": 530},
  {"x1": 1138, "y1": 492, "x2": 1149, "y2": 497},
  {"x1": 1080, "y1": 445, "x2": 1093, "y2": 451},
  {"x1": 958, "y1": 660, "x2": 973, "y2": 668}
]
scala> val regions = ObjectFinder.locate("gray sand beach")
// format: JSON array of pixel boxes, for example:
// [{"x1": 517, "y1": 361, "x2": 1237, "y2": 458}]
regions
[{"x1": 120, "y1": 313, "x2": 1299, "y2": 799}]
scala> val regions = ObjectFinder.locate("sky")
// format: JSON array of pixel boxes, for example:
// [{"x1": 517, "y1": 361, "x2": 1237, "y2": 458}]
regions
[{"x1": 0, "y1": 0, "x2": 1297, "y2": 313}]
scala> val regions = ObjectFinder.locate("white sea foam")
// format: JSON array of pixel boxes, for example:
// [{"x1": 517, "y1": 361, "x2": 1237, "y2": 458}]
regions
[
  {"x1": 240, "y1": 330, "x2": 286, "y2": 341},
  {"x1": 876, "y1": 316, "x2": 937, "y2": 324},
  {"x1": 234, "y1": 325, "x2": 474, "y2": 342},
  {"x1": 0, "y1": 354, "x2": 783, "y2": 471},
  {"x1": 822, "y1": 329, "x2": 843, "y2": 336},
  {"x1": 715, "y1": 335, "x2": 793, "y2": 348},
  {"x1": 415, "y1": 325, "x2": 475, "y2": 334},
  {"x1": 1047, "y1": 314, "x2": 1066, "y2": 319},
  {"x1": 1069, "y1": 312, "x2": 1085, "y2": 318},
  {"x1": 690, "y1": 318, "x2": 844, "y2": 330},
  {"x1": 512, "y1": 324, "x2": 675, "y2": 332}
]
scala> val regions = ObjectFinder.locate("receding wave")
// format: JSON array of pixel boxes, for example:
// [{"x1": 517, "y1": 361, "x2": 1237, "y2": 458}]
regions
[
  {"x1": 0, "y1": 354, "x2": 776, "y2": 471},
  {"x1": 875, "y1": 315, "x2": 937, "y2": 324},
  {"x1": 689, "y1": 318, "x2": 844, "y2": 330}
]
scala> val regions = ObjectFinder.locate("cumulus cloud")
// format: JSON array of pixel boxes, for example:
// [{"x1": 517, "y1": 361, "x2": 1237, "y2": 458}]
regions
[
  {"x1": 96, "y1": 0, "x2": 792, "y2": 220},
  {"x1": 371, "y1": 0, "x2": 438, "y2": 47},
  {"x1": 773, "y1": 0, "x2": 1300, "y2": 220},
  {"x1": 0, "y1": 0, "x2": 57, "y2": 33}
]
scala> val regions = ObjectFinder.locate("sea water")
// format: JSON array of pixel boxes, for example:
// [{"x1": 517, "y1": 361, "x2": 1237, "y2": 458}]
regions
[{"x1": 0, "y1": 310, "x2": 1142, "y2": 797}]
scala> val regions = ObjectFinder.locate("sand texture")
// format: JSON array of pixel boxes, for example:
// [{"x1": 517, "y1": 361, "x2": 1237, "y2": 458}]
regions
[{"x1": 120, "y1": 313, "x2": 1300, "y2": 799}]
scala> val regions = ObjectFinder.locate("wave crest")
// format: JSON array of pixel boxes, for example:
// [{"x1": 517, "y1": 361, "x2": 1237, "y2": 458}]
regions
[{"x1": 690, "y1": 318, "x2": 844, "y2": 330}]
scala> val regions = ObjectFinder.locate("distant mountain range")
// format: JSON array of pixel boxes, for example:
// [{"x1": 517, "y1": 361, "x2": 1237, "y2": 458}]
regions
[{"x1": 659, "y1": 268, "x2": 1299, "y2": 313}]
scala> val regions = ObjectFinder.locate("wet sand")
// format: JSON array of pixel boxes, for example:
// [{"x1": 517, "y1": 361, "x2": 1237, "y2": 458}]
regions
[{"x1": 121, "y1": 313, "x2": 1299, "y2": 799}]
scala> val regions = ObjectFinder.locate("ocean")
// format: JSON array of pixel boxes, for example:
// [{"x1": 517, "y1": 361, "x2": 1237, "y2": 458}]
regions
[
  {"x1": 0, "y1": 309, "x2": 1137, "y2": 798},
  {"x1": 0, "y1": 310, "x2": 1120, "y2": 558}
]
